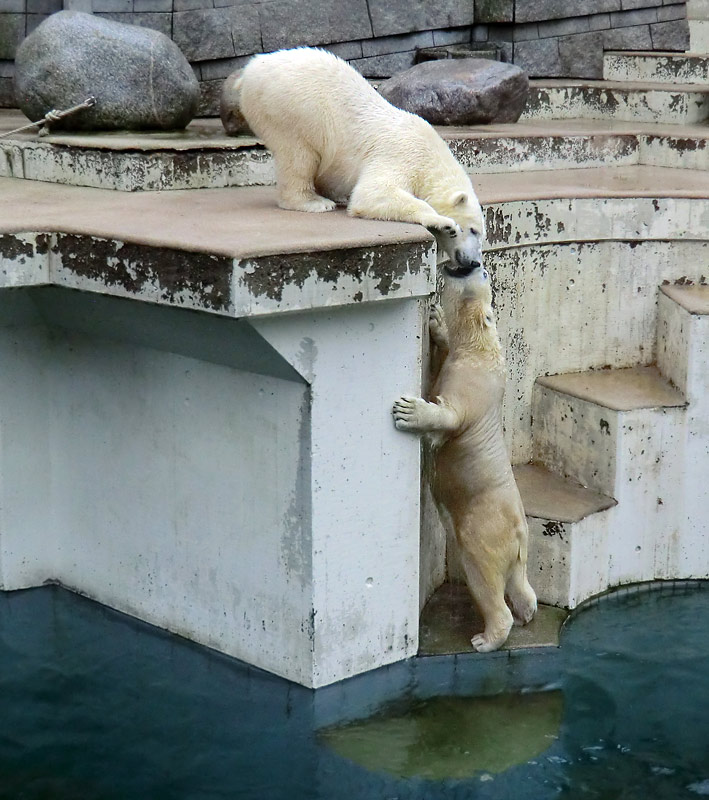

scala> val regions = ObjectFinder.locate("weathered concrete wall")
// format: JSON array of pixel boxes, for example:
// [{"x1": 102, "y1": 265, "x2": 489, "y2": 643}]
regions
[
  {"x1": 0, "y1": 0, "x2": 690, "y2": 112},
  {"x1": 0, "y1": 279, "x2": 426, "y2": 688}
]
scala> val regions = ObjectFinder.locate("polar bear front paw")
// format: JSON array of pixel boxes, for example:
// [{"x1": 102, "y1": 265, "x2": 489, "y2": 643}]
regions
[
  {"x1": 429, "y1": 303, "x2": 449, "y2": 349},
  {"x1": 392, "y1": 395, "x2": 433, "y2": 433},
  {"x1": 423, "y1": 215, "x2": 458, "y2": 236}
]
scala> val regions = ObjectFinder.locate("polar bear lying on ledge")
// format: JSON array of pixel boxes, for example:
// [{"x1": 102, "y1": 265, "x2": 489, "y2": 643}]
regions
[
  {"x1": 393, "y1": 263, "x2": 537, "y2": 652},
  {"x1": 230, "y1": 47, "x2": 484, "y2": 271}
]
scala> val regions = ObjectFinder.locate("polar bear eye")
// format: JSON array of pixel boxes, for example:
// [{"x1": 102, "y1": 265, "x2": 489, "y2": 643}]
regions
[{"x1": 482, "y1": 269, "x2": 489, "y2": 280}]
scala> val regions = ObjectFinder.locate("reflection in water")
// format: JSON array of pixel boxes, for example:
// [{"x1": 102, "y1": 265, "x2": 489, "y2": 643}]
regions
[{"x1": 320, "y1": 690, "x2": 564, "y2": 780}]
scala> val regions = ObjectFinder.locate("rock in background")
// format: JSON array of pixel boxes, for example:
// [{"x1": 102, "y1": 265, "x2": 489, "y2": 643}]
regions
[
  {"x1": 379, "y1": 58, "x2": 529, "y2": 125},
  {"x1": 14, "y1": 10, "x2": 200, "y2": 131}
]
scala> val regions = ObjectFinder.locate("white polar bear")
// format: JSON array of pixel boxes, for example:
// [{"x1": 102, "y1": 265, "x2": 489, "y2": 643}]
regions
[
  {"x1": 231, "y1": 47, "x2": 484, "y2": 270},
  {"x1": 393, "y1": 263, "x2": 537, "y2": 652}
]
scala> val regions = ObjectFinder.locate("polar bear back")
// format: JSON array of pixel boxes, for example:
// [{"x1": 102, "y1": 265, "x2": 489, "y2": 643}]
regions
[{"x1": 238, "y1": 48, "x2": 457, "y2": 183}]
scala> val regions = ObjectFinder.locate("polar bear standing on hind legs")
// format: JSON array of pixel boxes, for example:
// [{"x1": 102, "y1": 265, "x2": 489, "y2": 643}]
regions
[
  {"x1": 231, "y1": 47, "x2": 484, "y2": 271},
  {"x1": 393, "y1": 264, "x2": 537, "y2": 653}
]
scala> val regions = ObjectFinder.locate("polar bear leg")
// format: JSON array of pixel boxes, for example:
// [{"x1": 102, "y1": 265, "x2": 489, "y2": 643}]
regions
[
  {"x1": 349, "y1": 176, "x2": 455, "y2": 231},
  {"x1": 392, "y1": 395, "x2": 459, "y2": 434},
  {"x1": 506, "y1": 562, "x2": 537, "y2": 626},
  {"x1": 459, "y1": 549, "x2": 514, "y2": 653},
  {"x1": 271, "y1": 139, "x2": 336, "y2": 213}
]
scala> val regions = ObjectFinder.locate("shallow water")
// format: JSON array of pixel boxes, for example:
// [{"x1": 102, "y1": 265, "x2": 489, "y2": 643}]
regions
[{"x1": 1, "y1": 583, "x2": 708, "y2": 799}]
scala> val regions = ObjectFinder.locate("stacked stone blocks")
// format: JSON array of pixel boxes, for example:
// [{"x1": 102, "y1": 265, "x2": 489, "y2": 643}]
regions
[{"x1": 0, "y1": 0, "x2": 692, "y2": 113}]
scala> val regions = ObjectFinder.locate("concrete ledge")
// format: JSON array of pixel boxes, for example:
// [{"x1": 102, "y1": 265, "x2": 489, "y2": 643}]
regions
[
  {"x1": 604, "y1": 51, "x2": 709, "y2": 85},
  {"x1": 0, "y1": 180, "x2": 435, "y2": 318},
  {"x1": 660, "y1": 282, "x2": 709, "y2": 315},
  {"x1": 3, "y1": 112, "x2": 709, "y2": 190},
  {"x1": 523, "y1": 79, "x2": 709, "y2": 124},
  {"x1": 418, "y1": 583, "x2": 567, "y2": 655},
  {"x1": 536, "y1": 365, "x2": 687, "y2": 411},
  {"x1": 514, "y1": 463, "x2": 616, "y2": 523}
]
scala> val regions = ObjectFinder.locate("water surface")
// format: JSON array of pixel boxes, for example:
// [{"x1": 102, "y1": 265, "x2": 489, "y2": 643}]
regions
[{"x1": 1, "y1": 583, "x2": 708, "y2": 799}]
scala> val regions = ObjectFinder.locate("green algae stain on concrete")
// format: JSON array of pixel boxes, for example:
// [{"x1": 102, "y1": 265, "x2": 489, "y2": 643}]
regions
[{"x1": 320, "y1": 690, "x2": 563, "y2": 780}]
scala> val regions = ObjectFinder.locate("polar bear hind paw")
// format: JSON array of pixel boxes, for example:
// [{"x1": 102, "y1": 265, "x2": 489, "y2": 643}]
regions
[
  {"x1": 278, "y1": 194, "x2": 336, "y2": 213},
  {"x1": 511, "y1": 592, "x2": 537, "y2": 627},
  {"x1": 471, "y1": 631, "x2": 508, "y2": 653}
]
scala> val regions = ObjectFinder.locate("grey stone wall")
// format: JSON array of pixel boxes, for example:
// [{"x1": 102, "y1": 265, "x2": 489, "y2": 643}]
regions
[
  {"x1": 476, "y1": 0, "x2": 690, "y2": 79},
  {"x1": 0, "y1": 0, "x2": 690, "y2": 113}
]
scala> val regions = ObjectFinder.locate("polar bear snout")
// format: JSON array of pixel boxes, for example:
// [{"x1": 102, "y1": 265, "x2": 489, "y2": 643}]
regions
[
  {"x1": 453, "y1": 232, "x2": 483, "y2": 271},
  {"x1": 453, "y1": 250, "x2": 481, "y2": 271}
]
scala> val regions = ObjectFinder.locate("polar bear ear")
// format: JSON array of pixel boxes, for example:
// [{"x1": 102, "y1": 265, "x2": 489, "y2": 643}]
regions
[{"x1": 450, "y1": 191, "x2": 469, "y2": 207}]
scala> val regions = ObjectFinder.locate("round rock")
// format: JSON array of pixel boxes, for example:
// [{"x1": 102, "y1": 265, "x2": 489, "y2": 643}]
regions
[
  {"x1": 379, "y1": 59, "x2": 529, "y2": 125},
  {"x1": 14, "y1": 11, "x2": 200, "y2": 132}
]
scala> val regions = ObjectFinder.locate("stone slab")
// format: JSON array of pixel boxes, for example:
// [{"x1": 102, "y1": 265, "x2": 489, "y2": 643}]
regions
[
  {"x1": 513, "y1": 463, "x2": 617, "y2": 523},
  {"x1": 3, "y1": 110, "x2": 708, "y2": 189},
  {"x1": 172, "y1": 5, "x2": 261, "y2": 61},
  {"x1": 419, "y1": 582, "x2": 568, "y2": 655},
  {"x1": 523, "y1": 79, "x2": 709, "y2": 124},
  {"x1": 259, "y1": 0, "x2": 373, "y2": 51},
  {"x1": 0, "y1": 13, "x2": 25, "y2": 59},
  {"x1": 536, "y1": 365, "x2": 687, "y2": 411},
  {"x1": 660, "y1": 283, "x2": 709, "y2": 315},
  {"x1": 367, "y1": 0, "x2": 474, "y2": 37},
  {"x1": 604, "y1": 50, "x2": 709, "y2": 84},
  {"x1": 0, "y1": 178, "x2": 429, "y2": 259}
]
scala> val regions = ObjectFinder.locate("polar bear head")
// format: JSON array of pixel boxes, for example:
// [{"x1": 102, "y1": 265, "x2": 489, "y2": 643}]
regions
[
  {"x1": 429, "y1": 189, "x2": 485, "y2": 273},
  {"x1": 441, "y1": 261, "x2": 501, "y2": 357}
]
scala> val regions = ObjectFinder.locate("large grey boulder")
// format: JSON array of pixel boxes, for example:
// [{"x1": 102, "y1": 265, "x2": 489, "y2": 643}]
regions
[
  {"x1": 379, "y1": 59, "x2": 529, "y2": 125},
  {"x1": 14, "y1": 11, "x2": 200, "y2": 132}
]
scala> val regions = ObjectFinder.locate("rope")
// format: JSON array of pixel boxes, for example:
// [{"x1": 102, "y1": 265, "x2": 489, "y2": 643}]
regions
[{"x1": 0, "y1": 97, "x2": 97, "y2": 139}]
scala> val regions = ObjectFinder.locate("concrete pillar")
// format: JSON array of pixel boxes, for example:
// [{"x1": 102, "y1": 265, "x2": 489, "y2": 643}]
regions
[{"x1": 0, "y1": 285, "x2": 425, "y2": 688}]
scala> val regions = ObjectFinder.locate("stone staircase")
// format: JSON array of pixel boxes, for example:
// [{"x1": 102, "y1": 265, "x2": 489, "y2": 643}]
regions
[
  {"x1": 519, "y1": 284, "x2": 709, "y2": 608},
  {"x1": 436, "y1": 49, "x2": 709, "y2": 617},
  {"x1": 522, "y1": 50, "x2": 709, "y2": 124},
  {"x1": 498, "y1": 49, "x2": 709, "y2": 611}
]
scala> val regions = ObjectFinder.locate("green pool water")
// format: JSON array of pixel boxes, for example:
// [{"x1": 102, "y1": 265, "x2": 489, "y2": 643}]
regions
[{"x1": 1, "y1": 583, "x2": 708, "y2": 799}]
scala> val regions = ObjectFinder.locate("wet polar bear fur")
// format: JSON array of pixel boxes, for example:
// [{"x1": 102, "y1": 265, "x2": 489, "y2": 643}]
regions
[
  {"x1": 233, "y1": 47, "x2": 484, "y2": 270},
  {"x1": 393, "y1": 264, "x2": 537, "y2": 652}
]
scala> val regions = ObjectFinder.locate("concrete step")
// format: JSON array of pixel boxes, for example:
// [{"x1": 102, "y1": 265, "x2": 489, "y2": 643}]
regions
[
  {"x1": 418, "y1": 581, "x2": 567, "y2": 654},
  {"x1": 3, "y1": 110, "x2": 709, "y2": 191},
  {"x1": 453, "y1": 122, "x2": 709, "y2": 173},
  {"x1": 603, "y1": 51, "x2": 709, "y2": 85},
  {"x1": 655, "y1": 282, "x2": 709, "y2": 580},
  {"x1": 657, "y1": 282, "x2": 709, "y2": 398},
  {"x1": 514, "y1": 463, "x2": 616, "y2": 608},
  {"x1": 532, "y1": 365, "x2": 688, "y2": 587},
  {"x1": 522, "y1": 79, "x2": 709, "y2": 125},
  {"x1": 532, "y1": 365, "x2": 686, "y2": 495}
]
